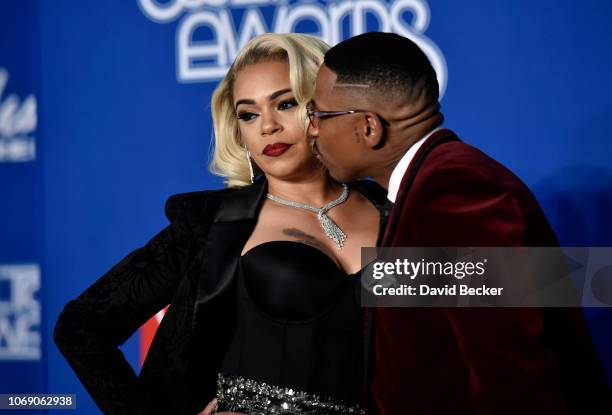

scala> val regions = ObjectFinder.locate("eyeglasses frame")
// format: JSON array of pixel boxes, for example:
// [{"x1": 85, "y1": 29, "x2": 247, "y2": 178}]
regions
[{"x1": 306, "y1": 102, "x2": 390, "y2": 127}]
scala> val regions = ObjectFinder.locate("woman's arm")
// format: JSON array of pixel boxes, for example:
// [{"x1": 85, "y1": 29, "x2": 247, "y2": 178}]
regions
[{"x1": 53, "y1": 197, "x2": 196, "y2": 414}]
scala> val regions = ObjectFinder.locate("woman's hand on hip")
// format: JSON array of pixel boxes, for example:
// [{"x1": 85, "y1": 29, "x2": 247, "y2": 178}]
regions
[{"x1": 198, "y1": 398, "x2": 245, "y2": 415}]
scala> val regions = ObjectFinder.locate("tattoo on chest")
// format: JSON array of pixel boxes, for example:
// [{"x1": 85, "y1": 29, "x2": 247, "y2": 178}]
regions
[{"x1": 282, "y1": 228, "x2": 326, "y2": 250}]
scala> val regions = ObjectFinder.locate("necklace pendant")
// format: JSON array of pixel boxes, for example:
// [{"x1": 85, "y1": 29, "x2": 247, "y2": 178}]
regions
[
  {"x1": 318, "y1": 212, "x2": 347, "y2": 250},
  {"x1": 266, "y1": 184, "x2": 350, "y2": 250}
]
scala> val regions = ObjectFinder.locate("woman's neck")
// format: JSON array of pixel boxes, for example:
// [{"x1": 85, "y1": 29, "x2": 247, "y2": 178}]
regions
[{"x1": 266, "y1": 172, "x2": 343, "y2": 207}]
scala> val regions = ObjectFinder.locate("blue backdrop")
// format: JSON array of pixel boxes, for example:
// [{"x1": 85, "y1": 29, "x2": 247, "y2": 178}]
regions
[{"x1": 1, "y1": 1, "x2": 611, "y2": 414}]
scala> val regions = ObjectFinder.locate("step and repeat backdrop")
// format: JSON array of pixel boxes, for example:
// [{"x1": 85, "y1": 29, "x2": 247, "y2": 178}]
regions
[{"x1": 1, "y1": 0, "x2": 611, "y2": 413}]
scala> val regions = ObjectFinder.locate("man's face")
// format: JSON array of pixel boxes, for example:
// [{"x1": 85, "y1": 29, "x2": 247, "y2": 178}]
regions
[{"x1": 308, "y1": 65, "x2": 366, "y2": 182}]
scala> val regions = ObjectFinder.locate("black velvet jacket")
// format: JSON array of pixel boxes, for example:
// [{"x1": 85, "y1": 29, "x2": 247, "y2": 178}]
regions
[{"x1": 53, "y1": 178, "x2": 387, "y2": 415}]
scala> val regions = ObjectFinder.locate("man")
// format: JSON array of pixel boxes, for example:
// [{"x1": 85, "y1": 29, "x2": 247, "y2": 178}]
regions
[{"x1": 308, "y1": 32, "x2": 609, "y2": 414}]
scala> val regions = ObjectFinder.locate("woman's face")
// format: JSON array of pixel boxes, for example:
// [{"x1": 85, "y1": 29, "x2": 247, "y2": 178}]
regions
[{"x1": 233, "y1": 60, "x2": 320, "y2": 181}]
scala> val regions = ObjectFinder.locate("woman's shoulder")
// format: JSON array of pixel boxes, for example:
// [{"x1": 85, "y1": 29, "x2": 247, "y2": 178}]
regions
[
  {"x1": 164, "y1": 187, "x2": 238, "y2": 221},
  {"x1": 165, "y1": 179, "x2": 267, "y2": 226}
]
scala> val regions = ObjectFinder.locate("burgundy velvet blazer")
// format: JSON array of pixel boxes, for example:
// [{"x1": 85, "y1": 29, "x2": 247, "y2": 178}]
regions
[{"x1": 369, "y1": 129, "x2": 609, "y2": 414}]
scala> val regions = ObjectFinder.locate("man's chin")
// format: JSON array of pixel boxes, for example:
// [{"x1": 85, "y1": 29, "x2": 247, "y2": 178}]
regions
[
  {"x1": 326, "y1": 166, "x2": 355, "y2": 184},
  {"x1": 317, "y1": 152, "x2": 355, "y2": 182}
]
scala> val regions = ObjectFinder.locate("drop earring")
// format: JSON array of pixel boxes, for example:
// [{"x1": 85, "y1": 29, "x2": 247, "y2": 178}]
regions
[{"x1": 244, "y1": 145, "x2": 255, "y2": 184}]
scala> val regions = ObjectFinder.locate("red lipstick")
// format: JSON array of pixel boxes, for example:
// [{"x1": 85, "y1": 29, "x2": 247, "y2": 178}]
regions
[{"x1": 263, "y1": 143, "x2": 292, "y2": 157}]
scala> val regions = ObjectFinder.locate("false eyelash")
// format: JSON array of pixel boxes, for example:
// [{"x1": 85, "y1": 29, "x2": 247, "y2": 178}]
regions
[{"x1": 236, "y1": 112, "x2": 257, "y2": 121}]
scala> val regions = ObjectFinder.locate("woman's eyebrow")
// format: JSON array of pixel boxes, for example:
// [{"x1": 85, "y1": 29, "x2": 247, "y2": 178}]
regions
[
  {"x1": 268, "y1": 88, "x2": 292, "y2": 101},
  {"x1": 235, "y1": 88, "x2": 293, "y2": 110}
]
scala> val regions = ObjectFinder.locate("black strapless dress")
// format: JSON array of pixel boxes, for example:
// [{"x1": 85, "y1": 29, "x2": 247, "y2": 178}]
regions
[{"x1": 215, "y1": 241, "x2": 365, "y2": 414}]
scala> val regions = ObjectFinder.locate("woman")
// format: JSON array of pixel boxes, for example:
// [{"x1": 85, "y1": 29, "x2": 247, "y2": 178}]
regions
[{"x1": 54, "y1": 33, "x2": 384, "y2": 415}]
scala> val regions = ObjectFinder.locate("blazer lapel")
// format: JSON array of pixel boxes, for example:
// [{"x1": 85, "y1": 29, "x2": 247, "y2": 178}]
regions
[
  {"x1": 381, "y1": 129, "x2": 460, "y2": 246},
  {"x1": 361, "y1": 130, "x2": 460, "y2": 412},
  {"x1": 193, "y1": 178, "x2": 268, "y2": 317}
]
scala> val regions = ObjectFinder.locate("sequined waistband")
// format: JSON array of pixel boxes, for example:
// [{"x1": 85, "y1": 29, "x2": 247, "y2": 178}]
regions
[{"x1": 215, "y1": 373, "x2": 365, "y2": 414}]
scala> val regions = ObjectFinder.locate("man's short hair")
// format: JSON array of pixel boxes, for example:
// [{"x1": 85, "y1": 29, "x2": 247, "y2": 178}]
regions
[{"x1": 324, "y1": 32, "x2": 439, "y2": 103}]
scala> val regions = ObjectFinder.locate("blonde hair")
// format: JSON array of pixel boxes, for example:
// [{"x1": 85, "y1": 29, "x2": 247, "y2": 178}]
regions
[{"x1": 209, "y1": 33, "x2": 329, "y2": 188}]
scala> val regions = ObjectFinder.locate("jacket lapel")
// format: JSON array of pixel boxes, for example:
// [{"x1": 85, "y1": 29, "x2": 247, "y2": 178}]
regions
[
  {"x1": 381, "y1": 129, "x2": 460, "y2": 246},
  {"x1": 193, "y1": 178, "x2": 268, "y2": 316},
  {"x1": 361, "y1": 130, "x2": 460, "y2": 412}
]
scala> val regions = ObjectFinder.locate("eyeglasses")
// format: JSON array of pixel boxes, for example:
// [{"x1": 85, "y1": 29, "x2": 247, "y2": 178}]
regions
[
  {"x1": 306, "y1": 101, "x2": 389, "y2": 128},
  {"x1": 306, "y1": 101, "x2": 366, "y2": 127}
]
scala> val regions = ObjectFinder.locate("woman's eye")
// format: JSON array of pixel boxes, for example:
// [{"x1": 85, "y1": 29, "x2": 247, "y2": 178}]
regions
[
  {"x1": 237, "y1": 112, "x2": 258, "y2": 121},
  {"x1": 278, "y1": 99, "x2": 298, "y2": 111}
]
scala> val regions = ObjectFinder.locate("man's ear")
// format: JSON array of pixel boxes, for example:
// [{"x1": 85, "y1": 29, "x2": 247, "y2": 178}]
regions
[{"x1": 362, "y1": 112, "x2": 385, "y2": 149}]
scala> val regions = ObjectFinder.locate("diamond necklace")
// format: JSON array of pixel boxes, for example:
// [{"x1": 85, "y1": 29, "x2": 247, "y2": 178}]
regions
[{"x1": 266, "y1": 184, "x2": 349, "y2": 249}]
